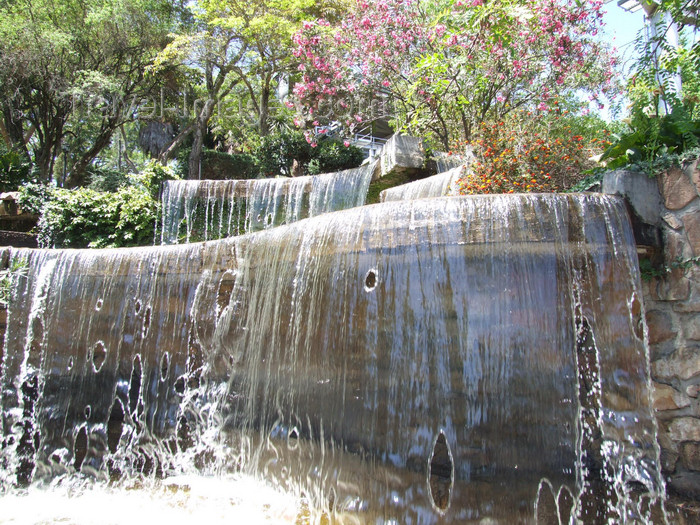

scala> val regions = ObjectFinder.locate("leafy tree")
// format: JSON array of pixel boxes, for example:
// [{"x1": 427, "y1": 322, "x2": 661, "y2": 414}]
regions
[
  {"x1": 0, "y1": 144, "x2": 33, "y2": 192},
  {"x1": 630, "y1": 0, "x2": 699, "y2": 117},
  {"x1": 602, "y1": 0, "x2": 699, "y2": 171},
  {"x1": 152, "y1": 0, "x2": 348, "y2": 178},
  {"x1": 0, "y1": 0, "x2": 180, "y2": 186},
  {"x1": 292, "y1": 0, "x2": 617, "y2": 149}
]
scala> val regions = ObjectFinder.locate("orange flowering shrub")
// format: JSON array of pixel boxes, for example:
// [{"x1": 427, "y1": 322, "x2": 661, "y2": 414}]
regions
[{"x1": 455, "y1": 114, "x2": 610, "y2": 194}]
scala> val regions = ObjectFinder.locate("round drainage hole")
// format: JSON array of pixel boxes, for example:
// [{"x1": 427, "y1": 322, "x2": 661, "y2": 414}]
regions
[{"x1": 364, "y1": 269, "x2": 378, "y2": 291}]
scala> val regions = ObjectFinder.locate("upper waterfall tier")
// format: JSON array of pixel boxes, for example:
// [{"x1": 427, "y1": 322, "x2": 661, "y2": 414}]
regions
[
  {"x1": 380, "y1": 166, "x2": 464, "y2": 202},
  {"x1": 160, "y1": 162, "x2": 378, "y2": 244}
]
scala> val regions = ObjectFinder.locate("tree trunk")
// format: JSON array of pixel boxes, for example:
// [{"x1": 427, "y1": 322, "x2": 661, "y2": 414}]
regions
[
  {"x1": 187, "y1": 99, "x2": 216, "y2": 179},
  {"x1": 259, "y1": 83, "x2": 271, "y2": 136}
]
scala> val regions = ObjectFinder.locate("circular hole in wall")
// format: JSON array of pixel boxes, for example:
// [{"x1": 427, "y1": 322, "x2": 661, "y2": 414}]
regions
[
  {"x1": 84, "y1": 405, "x2": 91, "y2": 419},
  {"x1": 174, "y1": 375, "x2": 186, "y2": 395},
  {"x1": 428, "y1": 432, "x2": 453, "y2": 512},
  {"x1": 557, "y1": 485, "x2": 574, "y2": 525},
  {"x1": 135, "y1": 299, "x2": 142, "y2": 314},
  {"x1": 92, "y1": 342, "x2": 106, "y2": 372},
  {"x1": 287, "y1": 427, "x2": 299, "y2": 450},
  {"x1": 96, "y1": 298, "x2": 103, "y2": 311},
  {"x1": 177, "y1": 416, "x2": 194, "y2": 452},
  {"x1": 364, "y1": 269, "x2": 378, "y2": 292}
]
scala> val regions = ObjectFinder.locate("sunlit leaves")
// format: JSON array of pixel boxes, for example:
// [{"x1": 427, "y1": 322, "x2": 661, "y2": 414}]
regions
[{"x1": 292, "y1": 0, "x2": 616, "y2": 148}]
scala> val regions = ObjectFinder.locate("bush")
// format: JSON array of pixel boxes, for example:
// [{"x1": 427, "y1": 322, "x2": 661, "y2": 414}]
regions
[
  {"x1": 307, "y1": 140, "x2": 364, "y2": 175},
  {"x1": 175, "y1": 132, "x2": 364, "y2": 179},
  {"x1": 256, "y1": 130, "x2": 313, "y2": 177},
  {"x1": 177, "y1": 148, "x2": 259, "y2": 180},
  {"x1": 456, "y1": 110, "x2": 610, "y2": 194},
  {"x1": 17, "y1": 161, "x2": 175, "y2": 248},
  {"x1": 600, "y1": 106, "x2": 700, "y2": 172},
  {"x1": 88, "y1": 166, "x2": 130, "y2": 192},
  {"x1": 32, "y1": 186, "x2": 158, "y2": 248}
]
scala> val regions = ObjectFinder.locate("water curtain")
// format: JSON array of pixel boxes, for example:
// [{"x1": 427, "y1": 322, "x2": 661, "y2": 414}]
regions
[
  {"x1": 160, "y1": 163, "x2": 377, "y2": 244},
  {"x1": 1, "y1": 194, "x2": 665, "y2": 523}
]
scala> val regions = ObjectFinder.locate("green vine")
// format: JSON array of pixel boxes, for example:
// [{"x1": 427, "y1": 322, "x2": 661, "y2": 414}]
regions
[{"x1": 640, "y1": 255, "x2": 700, "y2": 282}]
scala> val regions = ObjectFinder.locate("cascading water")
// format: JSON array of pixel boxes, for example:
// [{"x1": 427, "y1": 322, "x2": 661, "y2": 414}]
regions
[
  {"x1": 380, "y1": 166, "x2": 463, "y2": 202},
  {"x1": 160, "y1": 163, "x2": 377, "y2": 244},
  {"x1": 0, "y1": 194, "x2": 666, "y2": 523}
]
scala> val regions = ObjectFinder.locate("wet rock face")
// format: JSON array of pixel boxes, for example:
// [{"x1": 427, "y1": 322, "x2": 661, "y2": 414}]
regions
[{"x1": 613, "y1": 157, "x2": 700, "y2": 511}]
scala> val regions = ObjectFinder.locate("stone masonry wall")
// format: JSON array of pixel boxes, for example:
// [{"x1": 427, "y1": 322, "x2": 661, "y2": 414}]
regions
[{"x1": 635, "y1": 158, "x2": 700, "y2": 516}]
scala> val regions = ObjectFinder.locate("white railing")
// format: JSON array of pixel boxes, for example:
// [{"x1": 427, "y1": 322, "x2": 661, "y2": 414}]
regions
[{"x1": 313, "y1": 125, "x2": 390, "y2": 159}]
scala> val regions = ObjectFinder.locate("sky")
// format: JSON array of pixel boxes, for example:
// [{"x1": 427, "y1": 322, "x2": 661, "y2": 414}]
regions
[{"x1": 600, "y1": 3, "x2": 647, "y2": 74}]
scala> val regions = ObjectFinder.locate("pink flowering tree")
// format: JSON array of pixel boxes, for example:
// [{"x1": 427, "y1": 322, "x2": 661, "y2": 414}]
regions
[{"x1": 291, "y1": 0, "x2": 617, "y2": 149}]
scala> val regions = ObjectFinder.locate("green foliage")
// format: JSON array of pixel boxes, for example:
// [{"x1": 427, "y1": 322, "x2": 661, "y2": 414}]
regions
[
  {"x1": 128, "y1": 161, "x2": 178, "y2": 199},
  {"x1": 17, "y1": 162, "x2": 175, "y2": 248},
  {"x1": 88, "y1": 167, "x2": 130, "y2": 193},
  {"x1": 36, "y1": 186, "x2": 158, "y2": 248},
  {"x1": 0, "y1": 258, "x2": 28, "y2": 307},
  {"x1": 640, "y1": 255, "x2": 700, "y2": 282},
  {"x1": 0, "y1": 0, "x2": 179, "y2": 184},
  {"x1": 307, "y1": 141, "x2": 364, "y2": 175},
  {"x1": 256, "y1": 130, "x2": 313, "y2": 177},
  {"x1": 15, "y1": 183, "x2": 53, "y2": 216},
  {"x1": 256, "y1": 131, "x2": 364, "y2": 177},
  {"x1": 177, "y1": 148, "x2": 259, "y2": 180},
  {"x1": 567, "y1": 170, "x2": 605, "y2": 193},
  {"x1": 0, "y1": 145, "x2": 33, "y2": 192},
  {"x1": 600, "y1": 106, "x2": 700, "y2": 171}
]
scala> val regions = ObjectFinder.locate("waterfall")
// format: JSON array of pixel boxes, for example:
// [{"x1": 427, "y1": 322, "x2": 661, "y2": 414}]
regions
[
  {"x1": 380, "y1": 166, "x2": 463, "y2": 202},
  {"x1": 0, "y1": 194, "x2": 666, "y2": 523},
  {"x1": 160, "y1": 163, "x2": 377, "y2": 244}
]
